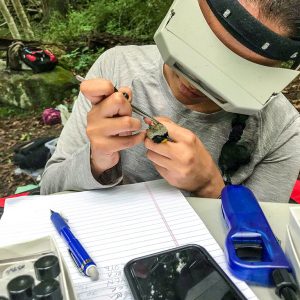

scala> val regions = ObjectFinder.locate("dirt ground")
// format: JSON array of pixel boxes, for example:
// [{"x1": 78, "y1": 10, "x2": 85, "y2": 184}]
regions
[
  {"x1": 0, "y1": 116, "x2": 62, "y2": 197},
  {"x1": 0, "y1": 85, "x2": 300, "y2": 198}
]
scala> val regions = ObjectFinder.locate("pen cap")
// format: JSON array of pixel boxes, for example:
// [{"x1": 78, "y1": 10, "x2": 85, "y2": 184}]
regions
[
  {"x1": 7, "y1": 275, "x2": 34, "y2": 300},
  {"x1": 33, "y1": 279, "x2": 63, "y2": 300},
  {"x1": 34, "y1": 255, "x2": 61, "y2": 281}
]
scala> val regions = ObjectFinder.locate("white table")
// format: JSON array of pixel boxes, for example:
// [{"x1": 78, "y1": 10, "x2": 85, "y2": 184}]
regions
[
  {"x1": 187, "y1": 197, "x2": 295, "y2": 300},
  {"x1": 41, "y1": 190, "x2": 295, "y2": 299}
]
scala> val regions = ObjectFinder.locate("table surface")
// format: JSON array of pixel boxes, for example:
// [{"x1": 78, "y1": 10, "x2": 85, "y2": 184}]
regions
[
  {"x1": 11, "y1": 191, "x2": 293, "y2": 299},
  {"x1": 187, "y1": 197, "x2": 295, "y2": 300}
]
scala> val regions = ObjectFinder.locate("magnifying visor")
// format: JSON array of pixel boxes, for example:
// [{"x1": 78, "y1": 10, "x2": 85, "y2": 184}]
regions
[{"x1": 154, "y1": 0, "x2": 300, "y2": 115}]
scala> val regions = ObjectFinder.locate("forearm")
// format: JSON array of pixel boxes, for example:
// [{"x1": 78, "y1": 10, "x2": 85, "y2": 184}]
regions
[
  {"x1": 40, "y1": 89, "x2": 123, "y2": 194},
  {"x1": 40, "y1": 143, "x2": 122, "y2": 194}
]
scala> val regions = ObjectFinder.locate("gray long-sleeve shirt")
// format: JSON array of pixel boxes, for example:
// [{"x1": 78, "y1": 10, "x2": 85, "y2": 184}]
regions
[{"x1": 40, "y1": 45, "x2": 300, "y2": 202}]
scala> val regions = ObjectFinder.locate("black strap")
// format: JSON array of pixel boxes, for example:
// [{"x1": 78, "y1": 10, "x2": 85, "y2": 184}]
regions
[{"x1": 206, "y1": 0, "x2": 300, "y2": 68}]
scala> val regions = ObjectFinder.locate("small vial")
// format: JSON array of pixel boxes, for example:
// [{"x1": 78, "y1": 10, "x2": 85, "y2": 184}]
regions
[
  {"x1": 33, "y1": 279, "x2": 63, "y2": 300},
  {"x1": 34, "y1": 255, "x2": 61, "y2": 281},
  {"x1": 7, "y1": 275, "x2": 34, "y2": 300}
]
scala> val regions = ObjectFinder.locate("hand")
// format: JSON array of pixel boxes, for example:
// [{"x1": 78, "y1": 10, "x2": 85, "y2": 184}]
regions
[
  {"x1": 144, "y1": 117, "x2": 225, "y2": 198},
  {"x1": 80, "y1": 79, "x2": 146, "y2": 177}
]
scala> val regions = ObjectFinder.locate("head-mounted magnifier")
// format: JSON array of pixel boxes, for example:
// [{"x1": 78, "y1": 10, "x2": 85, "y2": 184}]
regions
[{"x1": 154, "y1": 0, "x2": 300, "y2": 115}]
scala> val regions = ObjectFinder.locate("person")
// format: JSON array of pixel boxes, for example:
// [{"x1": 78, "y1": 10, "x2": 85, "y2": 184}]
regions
[{"x1": 40, "y1": 0, "x2": 300, "y2": 203}]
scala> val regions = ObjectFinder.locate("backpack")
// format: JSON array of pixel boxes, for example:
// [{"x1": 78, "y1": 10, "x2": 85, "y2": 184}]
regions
[
  {"x1": 13, "y1": 136, "x2": 56, "y2": 170},
  {"x1": 20, "y1": 46, "x2": 58, "y2": 73}
]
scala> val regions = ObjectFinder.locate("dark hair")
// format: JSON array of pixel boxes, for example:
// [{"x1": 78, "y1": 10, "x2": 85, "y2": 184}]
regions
[
  {"x1": 218, "y1": 114, "x2": 253, "y2": 184},
  {"x1": 249, "y1": 0, "x2": 300, "y2": 40}
]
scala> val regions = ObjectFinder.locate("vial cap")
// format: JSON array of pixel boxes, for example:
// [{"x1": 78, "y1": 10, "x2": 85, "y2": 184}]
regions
[
  {"x1": 7, "y1": 275, "x2": 34, "y2": 300},
  {"x1": 33, "y1": 279, "x2": 63, "y2": 300},
  {"x1": 34, "y1": 255, "x2": 60, "y2": 281}
]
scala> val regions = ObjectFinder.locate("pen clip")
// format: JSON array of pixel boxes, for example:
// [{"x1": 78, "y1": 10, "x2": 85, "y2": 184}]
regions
[
  {"x1": 60, "y1": 212, "x2": 69, "y2": 223},
  {"x1": 51, "y1": 209, "x2": 69, "y2": 223},
  {"x1": 68, "y1": 249, "x2": 85, "y2": 277},
  {"x1": 62, "y1": 215, "x2": 69, "y2": 223}
]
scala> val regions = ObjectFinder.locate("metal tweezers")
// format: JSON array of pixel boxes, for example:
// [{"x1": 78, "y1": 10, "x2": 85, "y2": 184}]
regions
[
  {"x1": 130, "y1": 104, "x2": 159, "y2": 125},
  {"x1": 76, "y1": 75, "x2": 160, "y2": 125},
  {"x1": 113, "y1": 87, "x2": 160, "y2": 125}
]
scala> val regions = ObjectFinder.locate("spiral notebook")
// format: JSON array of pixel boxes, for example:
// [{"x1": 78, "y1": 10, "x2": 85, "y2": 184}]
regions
[{"x1": 0, "y1": 180, "x2": 257, "y2": 299}]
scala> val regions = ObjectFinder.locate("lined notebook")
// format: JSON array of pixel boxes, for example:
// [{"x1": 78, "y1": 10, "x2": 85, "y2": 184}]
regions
[{"x1": 0, "y1": 180, "x2": 257, "y2": 299}]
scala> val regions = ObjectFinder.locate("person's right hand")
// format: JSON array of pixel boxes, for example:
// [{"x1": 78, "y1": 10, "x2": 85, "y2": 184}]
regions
[{"x1": 80, "y1": 79, "x2": 146, "y2": 177}]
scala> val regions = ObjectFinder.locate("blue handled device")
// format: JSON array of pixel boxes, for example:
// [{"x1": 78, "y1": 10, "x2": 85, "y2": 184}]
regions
[{"x1": 221, "y1": 185, "x2": 291, "y2": 286}]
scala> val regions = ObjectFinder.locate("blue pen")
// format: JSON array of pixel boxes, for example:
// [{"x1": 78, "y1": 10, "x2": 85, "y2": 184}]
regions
[{"x1": 50, "y1": 210, "x2": 99, "y2": 281}]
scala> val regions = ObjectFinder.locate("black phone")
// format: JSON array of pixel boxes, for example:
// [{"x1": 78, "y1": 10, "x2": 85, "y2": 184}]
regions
[{"x1": 124, "y1": 244, "x2": 247, "y2": 300}]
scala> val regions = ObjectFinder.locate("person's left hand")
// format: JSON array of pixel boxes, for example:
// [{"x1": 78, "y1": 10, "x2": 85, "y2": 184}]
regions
[{"x1": 144, "y1": 117, "x2": 225, "y2": 198}]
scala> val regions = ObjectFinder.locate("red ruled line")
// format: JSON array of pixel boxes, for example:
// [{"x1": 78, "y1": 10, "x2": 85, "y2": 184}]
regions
[{"x1": 145, "y1": 182, "x2": 179, "y2": 247}]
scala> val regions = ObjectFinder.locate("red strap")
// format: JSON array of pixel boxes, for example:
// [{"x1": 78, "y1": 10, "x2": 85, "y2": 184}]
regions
[
  {"x1": 25, "y1": 54, "x2": 37, "y2": 62},
  {"x1": 291, "y1": 180, "x2": 300, "y2": 203},
  {"x1": 44, "y1": 50, "x2": 57, "y2": 62}
]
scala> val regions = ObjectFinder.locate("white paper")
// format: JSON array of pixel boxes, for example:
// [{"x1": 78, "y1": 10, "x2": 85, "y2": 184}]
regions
[{"x1": 0, "y1": 180, "x2": 257, "y2": 299}]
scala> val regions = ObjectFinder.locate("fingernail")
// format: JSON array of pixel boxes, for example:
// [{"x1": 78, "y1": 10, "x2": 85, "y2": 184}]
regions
[
  {"x1": 114, "y1": 86, "x2": 129, "y2": 100},
  {"x1": 122, "y1": 92, "x2": 129, "y2": 100}
]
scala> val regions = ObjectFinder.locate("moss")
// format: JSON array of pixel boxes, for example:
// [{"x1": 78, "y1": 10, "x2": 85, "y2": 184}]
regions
[{"x1": 0, "y1": 66, "x2": 79, "y2": 110}]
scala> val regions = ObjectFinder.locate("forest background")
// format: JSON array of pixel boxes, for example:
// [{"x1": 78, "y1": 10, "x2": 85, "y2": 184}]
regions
[{"x1": 0, "y1": 0, "x2": 299, "y2": 197}]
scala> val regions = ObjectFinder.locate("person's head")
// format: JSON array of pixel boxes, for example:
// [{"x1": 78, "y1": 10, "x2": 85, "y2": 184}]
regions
[
  {"x1": 156, "y1": 0, "x2": 300, "y2": 114},
  {"x1": 200, "y1": 0, "x2": 300, "y2": 65}
]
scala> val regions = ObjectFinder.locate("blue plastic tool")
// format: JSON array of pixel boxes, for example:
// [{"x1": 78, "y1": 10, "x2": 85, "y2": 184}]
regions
[{"x1": 221, "y1": 185, "x2": 291, "y2": 285}]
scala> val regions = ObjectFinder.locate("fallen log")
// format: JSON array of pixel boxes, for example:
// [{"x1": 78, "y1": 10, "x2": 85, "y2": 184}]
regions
[
  {"x1": 87, "y1": 32, "x2": 153, "y2": 50},
  {"x1": 0, "y1": 37, "x2": 65, "y2": 51}
]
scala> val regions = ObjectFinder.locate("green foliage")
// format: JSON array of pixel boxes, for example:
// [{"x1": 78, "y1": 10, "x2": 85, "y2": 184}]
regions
[
  {"x1": 20, "y1": 132, "x2": 32, "y2": 142},
  {"x1": 40, "y1": 0, "x2": 173, "y2": 43},
  {"x1": 36, "y1": 0, "x2": 173, "y2": 73},
  {"x1": 281, "y1": 60, "x2": 295, "y2": 69},
  {"x1": 38, "y1": 10, "x2": 96, "y2": 43},
  {"x1": 89, "y1": 0, "x2": 173, "y2": 39},
  {"x1": 0, "y1": 104, "x2": 33, "y2": 118},
  {"x1": 60, "y1": 47, "x2": 105, "y2": 73}
]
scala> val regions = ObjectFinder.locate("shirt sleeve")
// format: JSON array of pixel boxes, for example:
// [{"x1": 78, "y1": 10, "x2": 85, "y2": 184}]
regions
[
  {"x1": 40, "y1": 48, "x2": 122, "y2": 195},
  {"x1": 244, "y1": 115, "x2": 300, "y2": 203}
]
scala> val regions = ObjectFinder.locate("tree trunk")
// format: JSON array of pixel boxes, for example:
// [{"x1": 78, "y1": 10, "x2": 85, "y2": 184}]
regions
[
  {"x1": 41, "y1": 0, "x2": 69, "y2": 22},
  {"x1": 10, "y1": 0, "x2": 35, "y2": 40},
  {"x1": 0, "y1": 0, "x2": 21, "y2": 39}
]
